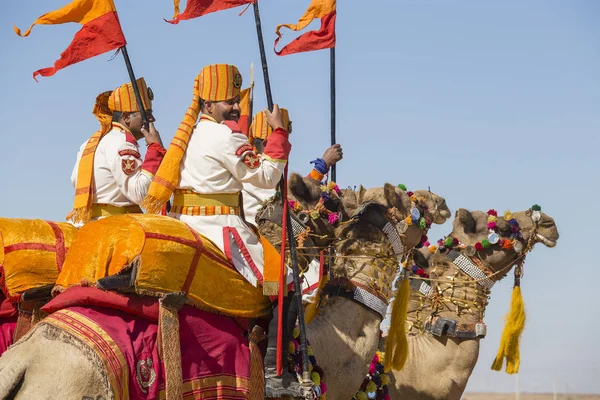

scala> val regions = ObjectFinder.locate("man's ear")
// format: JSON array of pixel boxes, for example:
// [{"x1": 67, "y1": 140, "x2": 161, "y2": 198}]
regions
[
  {"x1": 204, "y1": 101, "x2": 213, "y2": 114},
  {"x1": 121, "y1": 112, "x2": 131, "y2": 124}
]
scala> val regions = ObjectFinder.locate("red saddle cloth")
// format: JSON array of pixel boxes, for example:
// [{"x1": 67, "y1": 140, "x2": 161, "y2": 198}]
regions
[
  {"x1": 0, "y1": 296, "x2": 17, "y2": 355},
  {"x1": 41, "y1": 287, "x2": 251, "y2": 400}
]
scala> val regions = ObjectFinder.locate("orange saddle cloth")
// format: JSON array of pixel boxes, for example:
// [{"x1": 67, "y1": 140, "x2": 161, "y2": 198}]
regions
[
  {"x1": 0, "y1": 218, "x2": 77, "y2": 302},
  {"x1": 55, "y1": 214, "x2": 271, "y2": 318}
]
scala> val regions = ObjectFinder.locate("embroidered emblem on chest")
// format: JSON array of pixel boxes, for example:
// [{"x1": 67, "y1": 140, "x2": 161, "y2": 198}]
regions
[
  {"x1": 242, "y1": 152, "x2": 260, "y2": 169},
  {"x1": 135, "y1": 358, "x2": 157, "y2": 393},
  {"x1": 121, "y1": 159, "x2": 137, "y2": 175}
]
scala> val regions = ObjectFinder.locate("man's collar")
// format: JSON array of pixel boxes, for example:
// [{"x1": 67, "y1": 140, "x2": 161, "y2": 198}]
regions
[
  {"x1": 199, "y1": 114, "x2": 217, "y2": 123},
  {"x1": 112, "y1": 122, "x2": 132, "y2": 134}
]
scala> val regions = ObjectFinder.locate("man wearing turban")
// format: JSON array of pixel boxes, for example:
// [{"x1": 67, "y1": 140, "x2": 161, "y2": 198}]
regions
[
  {"x1": 68, "y1": 78, "x2": 166, "y2": 224},
  {"x1": 143, "y1": 64, "x2": 302, "y2": 397}
]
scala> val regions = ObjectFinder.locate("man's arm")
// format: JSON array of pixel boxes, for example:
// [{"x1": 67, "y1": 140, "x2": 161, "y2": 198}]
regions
[
  {"x1": 107, "y1": 133, "x2": 166, "y2": 204},
  {"x1": 307, "y1": 143, "x2": 343, "y2": 182}
]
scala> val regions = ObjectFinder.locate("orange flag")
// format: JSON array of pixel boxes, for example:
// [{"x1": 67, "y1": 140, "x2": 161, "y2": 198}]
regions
[
  {"x1": 14, "y1": 0, "x2": 126, "y2": 80},
  {"x1": 166, "y1": 0, "x2": 255, "y2": 24},
  {"x1": 238, "y1": 87, "x2": 252, "y2": 137},
  {"x1": 274, "y1": 0, "x2": 336, "y2": 56}
]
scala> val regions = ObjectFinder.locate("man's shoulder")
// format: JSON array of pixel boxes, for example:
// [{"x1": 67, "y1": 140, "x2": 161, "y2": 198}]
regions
[
  {"x1": 198, "y1": 120, "x2": 243, "y2": 135},
  {"x1": 101, "y1": 128, "x2": 138, "y2": 148}
]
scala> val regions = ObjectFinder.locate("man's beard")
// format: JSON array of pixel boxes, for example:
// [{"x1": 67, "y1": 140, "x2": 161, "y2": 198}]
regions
[{"x1": 223, "y1": 110, "x2": 240, "y2": 122}]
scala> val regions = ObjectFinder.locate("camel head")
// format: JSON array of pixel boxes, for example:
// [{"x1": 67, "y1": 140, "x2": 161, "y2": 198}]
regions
[
  {"x1": 442, "y1": 206, "x2": 559, "y2": 278},
  {"x1": 331, "y1": 184, "x2": 450, "y2": 302},
  {"x1": 286, "y1": 172, "x2": 347, "y2": 246}
]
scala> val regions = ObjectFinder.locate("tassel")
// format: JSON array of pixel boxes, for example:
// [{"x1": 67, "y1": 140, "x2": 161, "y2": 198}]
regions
[
  {"x1": 158, "y1": 293, "x2": 186, "y2": 399},
  {"x1": 491, "y1": 285, "x2": 526, "y2": 374},
  {"x1": 248, "y1": 326, "x2": 267, "y2": 400},
  {"x1": 384, "y1": 274, "x2": 410, "y2": 372}
]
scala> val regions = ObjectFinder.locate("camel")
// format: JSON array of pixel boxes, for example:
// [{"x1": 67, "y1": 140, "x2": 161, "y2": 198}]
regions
[
  {"x1": 0, "y1": 179, "x2": 450, "y2": 400},
  {"x1": 381, "y1": 207, "x2": 560, "y2": 400}
]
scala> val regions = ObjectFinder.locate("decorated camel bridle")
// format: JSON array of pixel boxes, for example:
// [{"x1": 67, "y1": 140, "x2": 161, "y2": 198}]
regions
[
  {"x1": 320, "y1": 190, "x2": 437, "y2": 320},
  {"x1": 404, "y1": 205, "x2": 544, "y2": 339}
]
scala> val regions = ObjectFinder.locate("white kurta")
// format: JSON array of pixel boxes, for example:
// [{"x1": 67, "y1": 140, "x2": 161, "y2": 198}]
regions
[
  {"x1": 71, "y1": 123, "x2": 162, "y2": 208},
  {"x1": 170, "y1": 117, "x2": 293, "y2": 287},
  {"x1": 242, "y1": 184, "x2": 276, "y2": 225}
]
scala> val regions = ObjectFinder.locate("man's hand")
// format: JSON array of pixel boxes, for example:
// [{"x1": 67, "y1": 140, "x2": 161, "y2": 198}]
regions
[
  {"x1": 321, "y1": 144, "x2": 343, "y2": 168},
  {"x1": 265, "y1": 105, "x2": 285, "y2": 131},
  {"x1": 142, "y1": 122, "x2": 163, "y2": 147}
]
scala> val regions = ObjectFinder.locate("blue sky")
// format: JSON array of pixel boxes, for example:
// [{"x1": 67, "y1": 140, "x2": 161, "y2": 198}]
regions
[{"x1": 1, "y1": 0, "x2": 599, "y2": 394}]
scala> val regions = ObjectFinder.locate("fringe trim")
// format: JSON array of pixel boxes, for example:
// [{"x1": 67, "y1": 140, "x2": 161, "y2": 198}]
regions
[
  {"x1": 262, "y1": 281, "x2": 280, "y2": 296},
  {"x1": 66, "y1": 207, "x2": 92, "y2": 224},
  {"x1": 141, "y1": 196, "x2": 165, "y2": 216}
]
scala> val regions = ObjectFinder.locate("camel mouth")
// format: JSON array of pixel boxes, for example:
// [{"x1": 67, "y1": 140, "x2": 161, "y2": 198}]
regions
[{"x1": 536, "y1": 233, "x2": 557, "y2": 248}]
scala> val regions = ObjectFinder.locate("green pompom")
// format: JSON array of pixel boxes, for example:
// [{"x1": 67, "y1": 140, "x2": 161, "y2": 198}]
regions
[
  {"x1": 532, "y1": 204, "x2": 541, "y2": 211},
  {"x1": 444, "y1": 237, "x2": 454, "y2": 247},
  {"x1": 398, "y1": 184, "x2": 407, "y2": 191},
  {"x1": 419, "y1": 217, "x2": 427, "y2": 229},
  {"x1": 482, "y1": 239, "x2": 491, "y2": 248},
  {"x1": 366, "y1": 381, "x2": 378, "y2": 393}
]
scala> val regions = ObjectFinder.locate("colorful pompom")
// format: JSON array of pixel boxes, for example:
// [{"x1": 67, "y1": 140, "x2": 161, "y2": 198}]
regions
[{"x1": 328, "y1": 213, "x2": 339, "y2": 225}]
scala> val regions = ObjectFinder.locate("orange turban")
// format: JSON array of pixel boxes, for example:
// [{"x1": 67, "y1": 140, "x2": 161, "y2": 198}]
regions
[
  {"x1": 108, "y1": 77, "x2": 153, "y2": 113},
  {"x1": 249, "y1": 108, "x2": 291, "y2": 146},
  {"x1": 143, "y1": 64, "x2": 242, "y2": 214}
]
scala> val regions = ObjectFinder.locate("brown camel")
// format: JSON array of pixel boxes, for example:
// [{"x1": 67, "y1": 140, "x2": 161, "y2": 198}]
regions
[{"x1": 384, "y1": 207, "x2": 559, "y2": 400}]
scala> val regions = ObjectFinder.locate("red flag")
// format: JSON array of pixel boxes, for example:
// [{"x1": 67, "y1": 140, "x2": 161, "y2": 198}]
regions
[
  {"x1": 14, "y1": 0, "x2": 126, "y2": 80},
  {"x1": 274, "y1": 0, "x2": 336, "y2": 56},
  {"x1": 166, "y1": 0, "x2": 255, "y2": 24}
]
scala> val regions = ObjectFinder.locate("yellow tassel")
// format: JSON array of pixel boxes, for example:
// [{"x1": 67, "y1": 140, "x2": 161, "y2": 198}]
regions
[
  {"x1": 384, "y1": 276, "x2": 410, "y2": 372},
  {"x1": 491, "y1": 285, "x2": 526, "y2": 374}
]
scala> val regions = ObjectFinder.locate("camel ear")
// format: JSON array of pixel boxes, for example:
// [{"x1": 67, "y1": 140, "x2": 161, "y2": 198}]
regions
[
  {"x1": 455, "y1": 208, "x2": 477, "y2": 234},
  {"x1": 357, "y1": 185, "x2": 367, "y2": 204},
  {"x1": 289, "y1": 172, "x2": 311, "y2": 202},
  {"x1": 413, "y1": 249, "x2": 429, "y2": 269},
  {"x1": 383, "y1": 183, "x2": 397, "y2": 207}
]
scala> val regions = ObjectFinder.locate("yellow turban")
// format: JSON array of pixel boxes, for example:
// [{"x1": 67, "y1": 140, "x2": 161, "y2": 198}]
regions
[
  {"x1": 108, "y1": 77, "x2": 153, "y2": 113},
  {"x1": 249, "y1": 108, "x2": 292, "y2": 145},
  {"x1": 197, "y1": 64, "x2": 243, "y2": 101},
  {"x1": 143, "y1": 64, "x2": 242, "y2": 214}
]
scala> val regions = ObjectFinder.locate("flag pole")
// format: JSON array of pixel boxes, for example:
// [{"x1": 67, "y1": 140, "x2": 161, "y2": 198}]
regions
[
  {"x1": 330, "y1": 46, "x2": 337, "y2": 183},
  {"x1": 252, "y1": 1, "x2": 273, "y2": 110},
  {"x1": 120, "y1": 46, "x2": 150, "y2": 129},
  {"x1": 252, "y1": 1, "x2": 312, "y2": 390}
]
